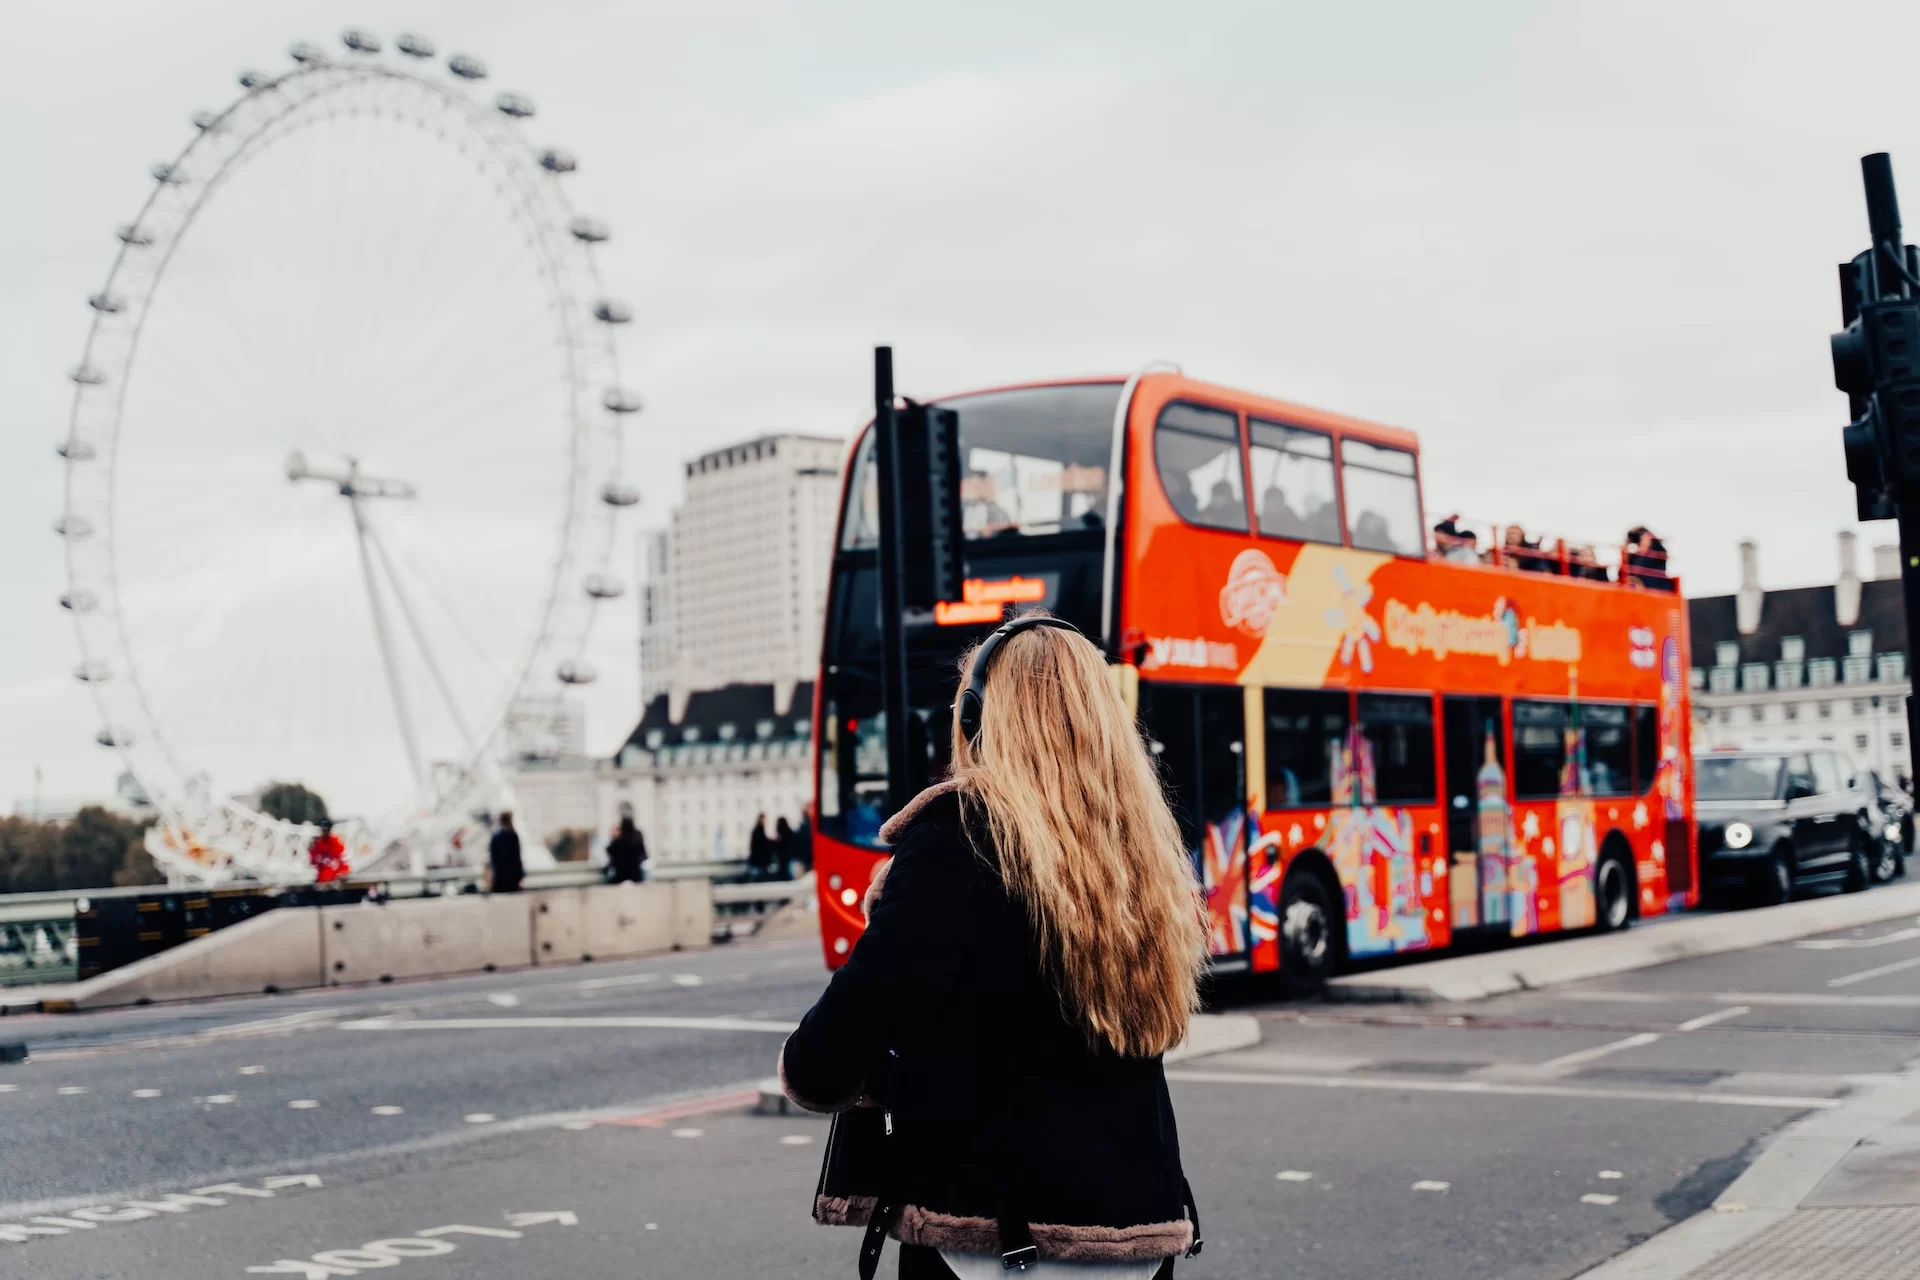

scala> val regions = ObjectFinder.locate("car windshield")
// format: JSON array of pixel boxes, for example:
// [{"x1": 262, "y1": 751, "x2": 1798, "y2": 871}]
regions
[{"x1": 1695, "y1": 755, "x2": 1785, "y2": 802}]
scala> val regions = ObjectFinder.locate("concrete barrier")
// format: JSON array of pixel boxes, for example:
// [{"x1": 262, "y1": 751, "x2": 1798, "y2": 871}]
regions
[
  {"x1": 320, "y1": 895, "x2": 534, "y2": 985},
  {"x1": 532, "y1": 888, "x2": 588, "y2": 964},
  {"x1": 582, "y1": 882, "x2": 676, "y2": 960},
  {"x1": 672, "y1": 878, "x2": 715, "y2": 950},
  {"x1": 54, "y1": 909, "x2": 326, "y2": 1011}
]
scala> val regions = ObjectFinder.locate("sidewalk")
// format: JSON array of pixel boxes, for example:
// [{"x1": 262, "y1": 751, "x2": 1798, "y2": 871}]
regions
[
  {"x1": 1580, "y1": 1060, "x2": 1920, "y2": 1278},
  {"x1": 1331, "y1": 879, "x2": 1920, "y2": 1002}
]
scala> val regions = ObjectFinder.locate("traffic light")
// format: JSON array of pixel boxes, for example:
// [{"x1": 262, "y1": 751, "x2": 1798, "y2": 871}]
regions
[
  {"x1": 1833, "y1": 154, "x2": 1920, "y2": 519},
  {"x1": 895, "y1": 400, "x2": 964, "y2": 610}
]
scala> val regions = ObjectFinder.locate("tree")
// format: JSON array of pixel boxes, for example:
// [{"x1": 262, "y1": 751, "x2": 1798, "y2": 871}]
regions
[
  {"x1": 258, "y1": 782, "x2": 329, "y2": 826},
  {"x1": 0, "y1": 807, "x2": 155, "y2": 894}
]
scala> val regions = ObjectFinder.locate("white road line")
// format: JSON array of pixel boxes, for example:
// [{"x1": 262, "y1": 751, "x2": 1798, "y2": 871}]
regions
[
  {"x1": 779, "y1": 1135, "x2": 813, "y2": 1146},
  {"x1": 1676, "y1": 1005, "x2": 1751, "y2": 1032},
  {"x1": 669, "y1": 975, "x2": 704, "y2": 987},
  {"x1": 287, "y1": 1100, "x2": 320, "y2": 1110},
  {"x1": 1561, "y1": 990, "x2": 1920, "y2": 1008},
  {"x1": 1411, "y1": 1180, "x2": 1449, "y2": 1192},
  {"x1": 57, "y1": 1086, "x2": 87, "y2": 1096},
  {"x1": 1581, "y1": 1193, "x2": 1619, "y2": 1205},
  {"x1": 1828, "y1": 954, "x2": 1920, "y2": 988},
  {"x1": 0, "y1": 1084, "x2": 15, "y2": 1093},
  {"x1": 463, "y1": 1113, "x2": 495, "y2": 1124},
  {"x1": 576, "y1": 973, "x2": 664, "y2": 991},
  {"x1": 132, "y1": 1089, "x2": 160, "y2": 1099},
  {"x1": 1166, "y1": 1068, "x2": 1841, "y2": 1111},
  {"x1": 1598, "y1": 1170, "x2": 1624, "y2": 1180},
  {"x1": 371, "y1": 1106, "x2": 403, "y2": 1116},
  {"x1": 202, "y1": 1094, "x2": 236, "y2": 1105},
  {"x1": 338, "y1": 1015, "x2": 798, "y2": 1034},
  {"x1": 1275, "y1": 1170, "x2": 1314, "y2": 1183},
  {"x1": 670, "y1": 1128, "x2": 704, "y2": 1138},
  {"x1": 238, "y1": 1065, "x2": 266, "y2": 1075},
  {"x1": 486, "y1": 993, "x2": 521, "y2": 1008},
  {"x1": 1796, "y1": 924, "x2": 1920, "y2": 950},
  {"x1": 1535, "y1": 1032, "x2": 1662, "y2": 1072}
]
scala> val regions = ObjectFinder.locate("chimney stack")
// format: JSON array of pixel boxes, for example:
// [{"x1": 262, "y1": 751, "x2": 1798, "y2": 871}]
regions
[
  {"x1": 1837, "y1": 530, "x2": 1862, "y2": 628},
  {"x1": 1736, "y1": 539, "x2": 1763, "y2": 636},
  {"x1": 1875, "y1": 542, "x2": 1901, "y2": 580}
]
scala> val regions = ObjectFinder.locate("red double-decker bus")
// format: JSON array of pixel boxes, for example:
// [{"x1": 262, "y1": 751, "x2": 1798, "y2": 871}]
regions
[{"x1": 811, "y1": 371, "x2": 1696, "y2": 982}]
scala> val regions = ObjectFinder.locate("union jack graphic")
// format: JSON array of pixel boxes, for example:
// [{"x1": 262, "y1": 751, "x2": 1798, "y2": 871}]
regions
[{"x1": 1201, "y1": 811, "x2": 1250, "y2": 957}]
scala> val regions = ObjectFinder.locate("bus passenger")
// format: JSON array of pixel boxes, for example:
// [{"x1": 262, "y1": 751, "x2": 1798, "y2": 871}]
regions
[
  {"x1": 1624, "y1": 526, "x2": 1673, "y2": 590},
  {"x1": 1202, "y1": 479, "x2": 1242, "y2": 525},
  {"x1": 1570, "y1": 544, "x2": 1609, "y2": 581},
  {"x1": 1260, "y1": 485, "x2": 1309, "y2": 539},
  {"x1": 1433, "y1": 514, "x2": 1479, "y2": 564}
]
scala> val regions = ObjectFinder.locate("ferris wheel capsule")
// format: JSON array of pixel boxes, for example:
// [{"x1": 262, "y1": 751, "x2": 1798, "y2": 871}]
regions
[
  {"x1": 57, "y1": 439, "x2": 96, "y2": 461},
  {"x1": 602, "y1": 388, "x2": 642, "y2": 414},
  {"x1": 556, "y1": 660, "x2": 598, "y2": 686},
  {"x1": 600, "y1": 483, "x2": 640, "y2": 508},
  {"x1": 95, "y1": 727, "x2": 132, "y2": 748},
  {"x1": 539, "y1": 148, "x2": 576, "y2": 174},
  {"x1": 238, "y1": 69, "x2": 270, "y2": 89},
  {"x1": 191, "y1": 109, "x2": 219, "y2": 132},
  {"x1": 74, "y1": 661, "x2": 112, "y2": 684},
  {"x1": 584, "y1": 574, "x2": 625, "y2": 600},
  {"x1": 289, "y1": 41, "x2": 326, "y2": 65},
  {"x1": 60, "y1": 590, "x2": 98, "y2": 613},
  {"x1": 593, "y1": 299, "x2": 632, "y2": 325},
  {"x1": 151, "y1": 162, "x2": 187, "y2": 185},
  {"x1": 448, "y1": 53, "x2": 488, "y2": 80},
  {"x1": 495, "y1": 92, "x2": 535, "y2": 120},
  {"x1": 54, "y1": 516, "x2": 94, "y2": 540},
  {"x1": 70, "y1": 364, "x2": 107, "y2": 385},
  {"x1": 396, "y1": 32, "x2": 435, "y2": 58},
  {"x1": 569, "y1": 216, "x2": 609, "y2": 244},
  {"x1": 116, "y1": 224, "x2": 155, "y2": 246},
  {"x1": 88, "y1": 293, "x2": 124, "y2": 314},
  {"x1": 342, "y1": 29, "x2": 382, "y2": 54}
]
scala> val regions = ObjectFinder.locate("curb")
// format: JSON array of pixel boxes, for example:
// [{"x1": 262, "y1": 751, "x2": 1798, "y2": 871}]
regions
[{"x1": 1329, "y1": 881, "x2": 1920, "y2": 1003}]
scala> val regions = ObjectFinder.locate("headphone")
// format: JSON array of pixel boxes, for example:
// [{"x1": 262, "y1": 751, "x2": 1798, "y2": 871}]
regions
[{"x1": 957, "y1": 614, "x2": 1084, "y2": 745}]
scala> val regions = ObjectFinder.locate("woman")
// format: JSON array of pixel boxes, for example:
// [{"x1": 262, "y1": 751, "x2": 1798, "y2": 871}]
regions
[
  {"x1": 778, "y1": 615, "x2": 1207, "y2": 1279},
  {"x1": 605, "y1": 814, "x2": 648, "y2": 883}
]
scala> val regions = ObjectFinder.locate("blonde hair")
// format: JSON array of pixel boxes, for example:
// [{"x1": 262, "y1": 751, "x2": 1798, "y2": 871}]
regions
[{"x1": 948, "y1": 617, "x2": 1205, "y2": 1057}]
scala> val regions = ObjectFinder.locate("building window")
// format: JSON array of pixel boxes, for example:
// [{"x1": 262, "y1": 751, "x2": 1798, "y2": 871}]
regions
[
  {"x1": 1845, "y1": 656, "x2": 1873, "y2": 684},
  {"x1": 1818, "y1": 701, "x2": 1833, "y2": 719},
  {"x1": 1741, "y1": 663, "x2": 1770, "y2": 692},
  {"x1": 795, "y1": 719, "x2": 811, "y2": 737},
  {"x1": 1776, "y1": 661, "x2": 1804, "y2": 689},
  {"x1": 1784, "y1": 703, "x2": 1800, "y2": 720},
  {"x1": 1715, "y1": 642, "x2": 1739, "y2": 668},
  {"x1": 717, "y1": 723, "x2": 737, "y2": 741},
  {"x1": 646, "y1": 729, "x2": 665, "y2": 748},
  {"x1": 1880, "y1": 653, "x2": 1907, "y2": 684},
  {"x1": 1690, "y1": 668, "x2": 1706, "y2": 690},
  {"x1": 683, "y1": 727, "x2": 701, "y2": 742},
  {"x1": 1854, "y1": 698, "x2": 1870, "y2": 715},
  {"x1": 1856, "y1": 733, "x2": 1871, "y2": 750},
  {"x1": 1695, "y1": 706, "x2": 1711, "y2": 724},
  {"x1": 1781, "y1": 635, "x2": 1805, "y2": 662},
  {"x1": 1809, "y1": 658, "x2": 1838, "y2": 687},
  {"x1": 1750, "y1": 705, "x2": 1765, "y2": 723},
  {"x1": 1709, "y1": 668, "x2": 1735, "y2": 694},
  {"x1": 1849, "y1": 630, "x2": 1874, "y2": 657},
  {"x1": 756, "y1": 719, "x2": 775, "y2": 739},
  {"x1": 1894, "y1": 731, "x2": 1906, "y2": 748}
]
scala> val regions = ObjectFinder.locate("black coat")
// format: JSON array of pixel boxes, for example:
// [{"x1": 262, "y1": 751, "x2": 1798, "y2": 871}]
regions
[
  {"x1": 778, "y1": 782, "x2": 1197, "y2": 1266},
  {"x1": 488, "y1": 827, "x2": 523, "y2": 892}
]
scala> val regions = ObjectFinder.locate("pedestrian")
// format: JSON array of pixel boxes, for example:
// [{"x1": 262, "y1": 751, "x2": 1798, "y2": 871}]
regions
[
  {"x1": 606, "y1": 814, "x2": 648, "y2": 884},
  {"x1": 306, "y1": 818, "x2": 348, "y2": 884},
  {"x1": 792, "y1": 813, "x2": 814, "y2": 875},
  {"x1": 774, "y1": 815, "x2": 797, "y2": 880},
  {"x1": 777, "y1": 614, "x2": 1206, "y2": 1279},
  {"x1": 747, "y1": 812, "x2": 773, "y2": 880},
  {"x1": 489, "y1": 810, "x2": 524, "y2": 894}
]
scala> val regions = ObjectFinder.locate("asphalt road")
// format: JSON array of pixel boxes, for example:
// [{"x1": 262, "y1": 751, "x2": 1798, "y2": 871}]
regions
[{"x1": 1, "y1": 907, "x2": 1916, "y2": 1280}]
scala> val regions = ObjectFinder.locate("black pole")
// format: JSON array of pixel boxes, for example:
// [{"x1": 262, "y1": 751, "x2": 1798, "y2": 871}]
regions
[{"x1": 873, "y1": 346, "x2": 913, "y2": 815}]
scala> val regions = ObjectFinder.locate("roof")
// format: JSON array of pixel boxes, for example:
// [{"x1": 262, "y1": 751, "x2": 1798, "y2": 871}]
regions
[
  {"x1": 1687, "y1": 579, "x2": 1908, "y2": 666},
  {"x1": 616, "y1": 681, "x2": 815, "y2": 759}
]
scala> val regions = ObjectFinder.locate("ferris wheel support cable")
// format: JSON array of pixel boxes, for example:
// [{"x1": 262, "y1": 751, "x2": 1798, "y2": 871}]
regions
[
  {"x1": 380, "y1": 514, "x2": 519, "y2": 691},
  {"x1": 348, "y1": 488, "x2": 427, "y2": 790},
  {"x1": 361, "y1": 515, "x2": 478, "y2": 753}
]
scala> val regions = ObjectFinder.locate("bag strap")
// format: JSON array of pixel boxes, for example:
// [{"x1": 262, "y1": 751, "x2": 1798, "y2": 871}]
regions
[
  {"x1": 1182, "y1": 1177, "x2": 1204, "y2": 1258},
  {"x1": 855, "y1": 1051, "x2": 903, "y2": 1280}
]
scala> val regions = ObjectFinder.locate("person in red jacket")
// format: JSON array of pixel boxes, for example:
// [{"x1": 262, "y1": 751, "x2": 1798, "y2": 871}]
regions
[{"x1": 307, "y1": 819, "x2": 348, "y2": 883}]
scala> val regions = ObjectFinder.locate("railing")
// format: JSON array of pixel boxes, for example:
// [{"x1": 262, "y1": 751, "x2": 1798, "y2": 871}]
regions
[{"x1": 1428, "y1": 516, "x2": 1676, "y2": 589}]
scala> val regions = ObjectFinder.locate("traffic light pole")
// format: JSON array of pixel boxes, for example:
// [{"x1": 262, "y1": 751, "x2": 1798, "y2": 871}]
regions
[{"x1": 872, "y1": 346, "x2": 914, "y2": 815}]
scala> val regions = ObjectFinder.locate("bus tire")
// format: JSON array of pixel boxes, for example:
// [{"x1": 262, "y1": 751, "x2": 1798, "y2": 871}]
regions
[
  {"x1": 1594, "y1": 844, "x2": 1635, "y2": 933},
  {"x1": 1279, "y1": 866, "x2": 1341, "y2": 994}
]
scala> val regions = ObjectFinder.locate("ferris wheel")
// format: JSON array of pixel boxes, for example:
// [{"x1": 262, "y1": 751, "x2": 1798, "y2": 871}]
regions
[{"x1": 56, "y1": 30, "x2": 642, "y2": 884}]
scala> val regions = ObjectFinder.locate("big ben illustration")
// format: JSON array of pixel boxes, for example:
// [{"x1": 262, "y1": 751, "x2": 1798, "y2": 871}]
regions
[{"x1": 1476, "y1": 727, "x2": 1510, "y2": 927}]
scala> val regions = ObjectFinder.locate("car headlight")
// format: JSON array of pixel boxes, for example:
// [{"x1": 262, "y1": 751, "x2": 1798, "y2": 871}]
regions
[
  {"x1": 1724, "y1": 821, "x2": 1754, "y2": 850},
  {"x1": 1887, "y1": 822, "x2": 1902, "y2": 842}
]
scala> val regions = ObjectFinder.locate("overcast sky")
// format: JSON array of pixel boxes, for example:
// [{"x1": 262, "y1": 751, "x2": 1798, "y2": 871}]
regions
[{"x1": 4, "y1": 0, "x2": 1918, "y2": 811}]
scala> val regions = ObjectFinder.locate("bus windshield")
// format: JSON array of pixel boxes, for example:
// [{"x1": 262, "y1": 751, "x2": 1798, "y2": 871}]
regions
[{"x1": 841, "y1": 382, "x2": 1123, "y2": 547}]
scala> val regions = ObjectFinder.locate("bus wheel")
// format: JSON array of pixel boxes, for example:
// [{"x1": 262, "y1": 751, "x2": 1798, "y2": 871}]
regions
[
  {"x1": 1280, "y1": 871, "x2": 1339, "y2": 993},
  {"x1": 1594, "y1": 852, "x2": 1634, "y2": 933}
]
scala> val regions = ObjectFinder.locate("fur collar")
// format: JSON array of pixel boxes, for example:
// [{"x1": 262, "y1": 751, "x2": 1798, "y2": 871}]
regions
[{"x1": 878, "y1": 779, "x2": 965, "y2": 845}]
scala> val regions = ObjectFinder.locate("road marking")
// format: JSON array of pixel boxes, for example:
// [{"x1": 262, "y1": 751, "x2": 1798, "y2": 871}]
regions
[
  {"x1": 1561, "y1": 990, "x2": 1920, "y2": 1008},
  {"x1": 202, "y1": 1094, "x2": 236, "y2": 1105},
  {"x1": 1411, "y1": 1181, "x2": 1449, "y2": 1192},
  {"x1": 250, "y1": 1213, "x2": 576, "y2": 1276},
  {"x1": 670, "y1": 1127, "x2": 704, "y2": 1138},
  {"x1": 575, "y1": 973, "x2": 663, "y2": 991},
  {"x1": 339, "y1": 1015, "x2": 797, "y2": 1034},
  {"x1": 371, "y1": 1106, "x2": 403, "y2": 1116},
  {"x1": 600, "y1": 1088, "x2": 762, "y2": 1127},
  {"x1": 559, "y1": 1120, "x2": 593, "y2": 1130},
  {"x1": 288, "y1": 1100, "x2": 321, "y2": 1110},
  {"x1": 1582, "y1": 1193, "x2": 1620, "y2": 1205},
  {"x1": 1535, "y1": 1032, "x2": 1662, "y2": 1072},
  {"x1": 57, "y1": 1086, "x2": 87, "y2": 1095},
  {"x1": 1599, "y1": 1170, "x2": 1623, "y2": 1179},
  {"x1": 1796, "y1": 922, "x2": 1920, "y2": 949},
  {"x1": 1167, "y1": 1068, "x2": 1841, "y2": 1111},
  {"x1": 0, "y1": 1174, "x2": 321, "y2": 1247},
  {"x1": 463, "y1": 1114, "x2": 495, "y2": 1124},
  {"x1": 132, "y1": 1089, "x2": 161, "y2": 1098},
  {"x1": 1676, "y1": 1006, "x2": 1751, "y2": 1031},
  {"x1": 505, "y1": 1211, "x2": 578, "y2": 1227},
  {"x1": 780, "y1": 1134, "x2": 813, "y2": 1145},
  {"x1": 1276, "y1": 1170, "x2": 1314, "y2": 1182},
  {"x1": 0, "y1": 1084, "x2": 16, "y2": 1093},
  {"x1": 486, "y1": 993, "x2": 520, "y2": 1008},
  {"x1": 670, "y1": 974, "x2": 704, "y2": 987},
  {"x1": 239, "y1": 1065, "x2": 267, "y2": 1075},
  {"x1": 1828, "y1": 954, "x2": 1920, "y2": 988}
]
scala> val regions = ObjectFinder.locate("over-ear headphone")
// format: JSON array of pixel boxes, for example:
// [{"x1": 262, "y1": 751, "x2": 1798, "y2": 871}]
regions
[{"x1": 957, "y1": 614, "x2": 1084, "y2": 746}]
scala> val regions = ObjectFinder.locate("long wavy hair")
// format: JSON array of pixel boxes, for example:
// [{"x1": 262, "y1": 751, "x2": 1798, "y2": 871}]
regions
[{"x1": 948, "y1": 617, "x2": 1205, "y2": 1057}]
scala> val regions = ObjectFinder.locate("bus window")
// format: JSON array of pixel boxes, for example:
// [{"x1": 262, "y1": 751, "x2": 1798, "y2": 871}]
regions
[
  {"x1": 1358, "y1": 693, "x2": 1436, "y2": 803},
  {"x1": 840, "y1": 382, "x2": 1122, "y2": 548},
  {"x1": 1264, "y1": 688, "x2": 1348, "y2": 808},
  {"x1": 1632, "y1": 704, "x2": 1659, "y2": 793},
  {"x1": 1154, "y1": 402, "x2": 1248, "y2": 533},
  {"x1": 1581, "y1": 703, "x2": 1633, "y2": 797},
  {"x1": 1340, "y1": 438, "x2": 1423, "y2": 556},
  {"x1": 1249, "y1": 419, "x2": 1340, "y2": 545},
  {"x1": 1513, "y1": 699, "x2": 1572, "y2": 799}
]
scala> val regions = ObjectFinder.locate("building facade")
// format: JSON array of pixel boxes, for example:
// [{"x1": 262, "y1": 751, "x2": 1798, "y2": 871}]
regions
[
  {"x1": 1689, "y1": 534, "x2": 1911, "y2": 786},
  {"x1": 638, "y1": 528, "x2": 673, "y2": 706},
  {"x1": 666, "y1": 434, "x2": 843, "y2": 696}
]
